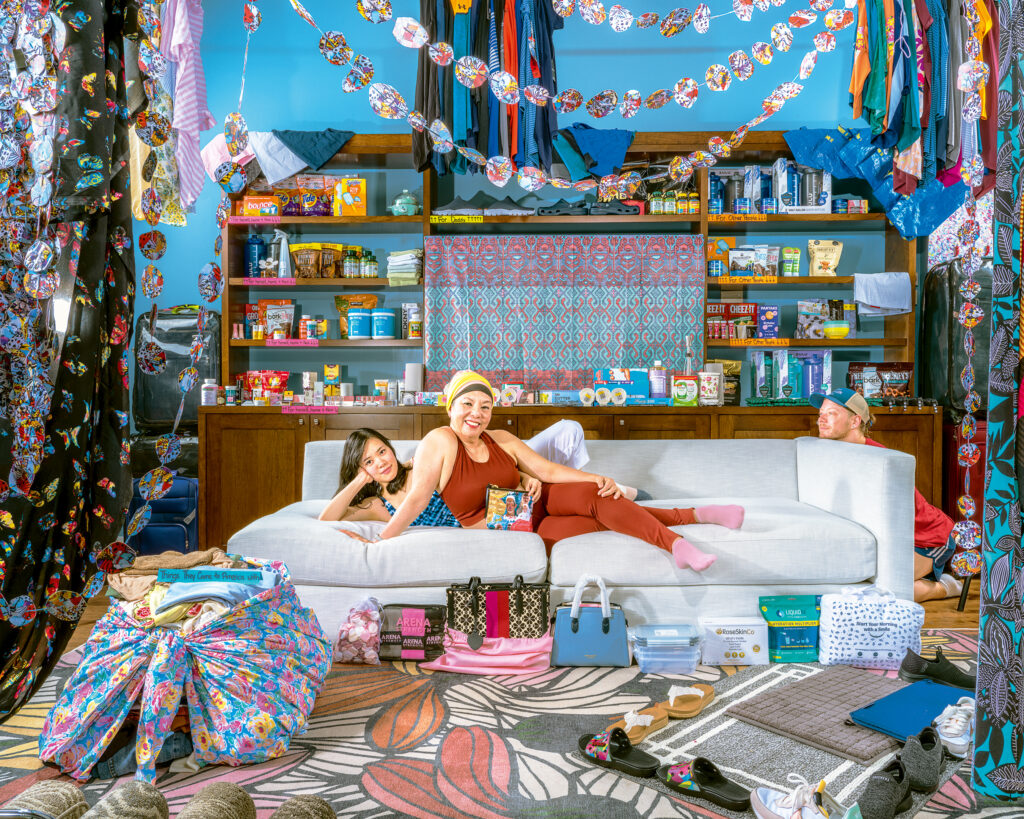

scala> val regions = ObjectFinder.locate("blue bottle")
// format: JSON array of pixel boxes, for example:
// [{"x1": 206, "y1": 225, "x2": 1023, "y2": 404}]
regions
[
  {"x1": 245, "y1": 233, "x2": 267, "y2": 278},
  {"x1": 803, "y1": 355, "x2": 823, "y2": 398}
]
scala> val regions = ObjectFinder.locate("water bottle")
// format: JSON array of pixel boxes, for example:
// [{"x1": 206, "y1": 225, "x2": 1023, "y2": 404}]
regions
[
  {"x1": 803, "y1": 355, "x2": 823, "y2": 398},
  {"x1": 245, "y1": 233, "x2": 266, "y2": 278}
]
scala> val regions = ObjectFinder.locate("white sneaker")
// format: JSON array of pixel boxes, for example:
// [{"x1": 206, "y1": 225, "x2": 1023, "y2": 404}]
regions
[
  {"x1": 752, "y1": 774, "x2": 855, "y2": 819},
  {"x1": 933, "y1": 697, "x2": 975, "y2": 757}
]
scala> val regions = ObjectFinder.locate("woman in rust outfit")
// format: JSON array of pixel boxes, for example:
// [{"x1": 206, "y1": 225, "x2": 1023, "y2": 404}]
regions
[{"x1": 379, "y1": 371, "x2": 744, "y2": 570}]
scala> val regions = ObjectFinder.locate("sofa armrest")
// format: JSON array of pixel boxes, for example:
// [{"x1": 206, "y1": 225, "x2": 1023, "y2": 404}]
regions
[{"x1": 795, "y1": 436, "x2": 916, "y2": 600}]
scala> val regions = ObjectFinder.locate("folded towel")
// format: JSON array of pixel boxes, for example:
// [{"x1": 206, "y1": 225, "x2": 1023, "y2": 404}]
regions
[
  {"x1": 248, "y1": 131, "x2": 307, "y2": 185},
  {"x1": 853, "y1": 272, "x2": 912, "y2": 316}
]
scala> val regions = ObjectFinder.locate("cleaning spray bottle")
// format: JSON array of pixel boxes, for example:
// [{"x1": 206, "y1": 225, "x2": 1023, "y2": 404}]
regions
[{"x1": 272, "y1": 229, "x2": 292, "y2": 278}]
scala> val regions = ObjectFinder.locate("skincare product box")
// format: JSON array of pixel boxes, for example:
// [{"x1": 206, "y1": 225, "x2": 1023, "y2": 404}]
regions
[{"x1": 699, "y1": 616, "x2": 769, "y2": 666}]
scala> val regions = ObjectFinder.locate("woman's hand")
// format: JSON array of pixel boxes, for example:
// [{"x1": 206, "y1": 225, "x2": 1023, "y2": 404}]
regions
[
  {"x1": 591, "y1": 474, "x2": 623, "y2": 499},
  {"x1": 351, "y1": 467, "x2": 374, "y2": 488},
  {"x1": 520, "y1": 474, "x2": 542, "y2": 502}
]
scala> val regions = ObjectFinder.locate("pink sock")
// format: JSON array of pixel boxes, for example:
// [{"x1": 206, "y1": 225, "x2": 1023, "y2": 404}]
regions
[
  {"x1": 695, "y1": 504, "x2": 745, "y2": 529},
  {"x1": 672, "y1": 537, "x2": 717, "y2": 572}
]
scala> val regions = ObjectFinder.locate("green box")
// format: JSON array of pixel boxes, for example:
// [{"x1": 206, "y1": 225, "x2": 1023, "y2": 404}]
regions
[{"x1": 759, "y1": 594, "x2": 821, "y2": 663}]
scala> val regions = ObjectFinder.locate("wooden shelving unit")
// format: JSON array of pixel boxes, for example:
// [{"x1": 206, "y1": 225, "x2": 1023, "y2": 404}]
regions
[{"x1": 230, "y1": 339, "x2": 422, "y2": 348}]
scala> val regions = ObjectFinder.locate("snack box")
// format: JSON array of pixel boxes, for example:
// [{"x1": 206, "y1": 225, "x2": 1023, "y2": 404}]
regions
[
  {"x1": 334, "y1": 177, "x2": 367, "y2": 216},
  {"x1": 759, "y1": 595, "x2": 821, "y2": 663},
  {"x1": 629, "y1": 624, "x2": 701, "y2": 674},
  {"x1": 757, "y1": 304, "x2": 780, "y2": 338},
  {"x1": 699, "y1": 616, "x2": 769, "y2": 666}
]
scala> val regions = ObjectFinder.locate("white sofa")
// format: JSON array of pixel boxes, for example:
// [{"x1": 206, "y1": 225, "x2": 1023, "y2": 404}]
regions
[{"x1": 228, "y1": 437, "x2": 916, "y2": 638}]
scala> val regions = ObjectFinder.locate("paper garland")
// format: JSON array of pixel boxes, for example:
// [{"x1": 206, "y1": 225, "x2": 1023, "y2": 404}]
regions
[{"x1": 555, "y1": 0, "x2": 792, "y2": 31}]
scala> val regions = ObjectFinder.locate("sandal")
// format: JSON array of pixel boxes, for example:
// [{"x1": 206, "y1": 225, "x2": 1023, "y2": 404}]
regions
[
  {"x1": 607, "y1": 704, "x2": 669, "y2": 743},
  {"x1": 657, "y1": 758, "x2": 751, "y2": 811},
  {"x1": 577, "y1": 727, "x2": 659, "y2": 777},
  {"x1": 536, "y1": 198, "x2": 589, "y2": 216},
  {"x1": 657, "y1": 684, "x2": 715, "y2": 718}
]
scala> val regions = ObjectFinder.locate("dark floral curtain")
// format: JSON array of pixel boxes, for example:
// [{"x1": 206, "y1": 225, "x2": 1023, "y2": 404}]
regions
[
  {"x1": 975, "y1": 0, "x2": 1024, "y2": 798},
  {"x1": 0, "y1": 0, "x2": 137, "y2": 716}
]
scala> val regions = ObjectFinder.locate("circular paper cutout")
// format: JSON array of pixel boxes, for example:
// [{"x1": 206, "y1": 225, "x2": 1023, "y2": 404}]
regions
[
  {"x1": 429, "y1": 42, "x2": 454, "y2": 66},
  {"x1": 198, "y1": 262, "x2": 223, "y2": 302},
  {"x1": 393, "y1": 17, "x2": 429, "y2": 48},
  {"x1": 142, "y1": 264, "x2": 163, "y2": 298},
  {"x1": 24, "y1": 239, "x2": 54, "y2": 272},
  {"x1": 178, "y1": 366, "x2": 199, "y2": 394},
  {"x1": 705, "y1": 64, "x2": 732, "y2": 91},
  {"x1": 957, "y1": 302, "x2": 984, "y2": 328},
  {"x1": 752, "y1": 42, "x2": 774, "y2": 64},
  {"x1": 554, "y1": 88, "x2": 583, "y2": 113},
  {"x1": 407, "y1": 110, "x2": 427, "y2": 131},
  {"x1": 586, "y1": 89, "x2": 618, "y2": 117},
  {"x1": 688, "y1": 150, "x2": 716, "y2": 167},
  {"x1": 457, "y1": 145, "x2": 487, "y2": 166},
  {"x1": 342, "y1": 55, "x2": 374, "y2": 93},
  {"x1": 799, "y1": 50, "x2": 818, "y2": 78},
  {"x1": 224, "y1": 111, "x2": 248, "y2": 155},
  {"x1": 636, "y1": 11, "x2": 659, "y2": 26},
  {"x1": 243, "y1": 3, "x2": 261, "y2": 32},
  {"x1": 813, "y1": 31, "x2": 836, "y2": 52},
  {"x1": 489, "y1": 71, "x2": 520, "y2": 104},
  {"x1": 357, "y1": 0, "x2": 392, "y2": 23},
  {"x1": 693, "y1": 4, "x2": 711, "y2": 33},
  {"x1": 138, "y1": 342, "x2": 165, "y2": 375},
  {"x1": 961, "y1": 414, "x2": 977, "y2": 440},
  {"x1": 580, "y1": 0, "x2": 607, "y2": 24},
  {"x1": 213, "y1": 162, "x2": 245, "y2": 194},
  {"x1": 126, "y1": 503, "x2": 152, "y2": 537},
  {"x1": 733, "y1": 0, "x2": 753, "y2": 21},
  {"x1": 455, "y1": 56, "x2": 488, "y2": 88},
  {"x1": 824, "y1": 8, "x2": 854, "y2": 30},
  {"x1": 708, "y1": 136, "x2": 731, "y2": 157},
  {"x1": 140, "y1": 467, "x2": 176, "y2": 501},
  {"x1": 771, "y1": 22, "x2": 793, "y2": 51},
  {"x1": 950, "y1": 550, "x2": 982, "y2": 576},
  {"x1": 645, "y1": 89, "x2": 673, "y2": 109},
  {"x1": 368, "y1": 83, "x2": 408, "y2": 119},
  {"x1": 609, "y1": 5, "x2": 633, "y2": 30},
  {"x1": 669, "y1": 156, "x2": 693, "y2": 182},
  {"x1": 661, "y1": 7, "x2": 692, "y2": 35},
  {"x1": 135, "y1": 110, "x2": 171, "y2": 147},
  {"x1": 957, "y1": 494, "x2": 976, "y2": 518},
  {"x1": 319, "y1": 31, "x2": 352, "y2": 65},
  {"x1": 729, "y1": 50, "x2": 754, "y2": 79},
  {"x1": 950, "y1": 520, "x2": 982, "y2": 551},
  {"x1": 810, "y1": 0, "x2": 833, "y2": 10},
  {"x1": 486, "y1": 155, "x2": 514, "y2": 186},
  {"x1": 674, "y1": 77, "x2": 699, "y2": 107},
  {"x1": 553, "y1": 0, "x2": 576, "y2": 16},
  {"x1": 620, "y1": 90, "x2": 641, "y2": 118},
  {"x1": 23, "y1": 270, "x2": 58, "y2": 299},
  {"x1": 788, "y1": 9, "x2": 817, "y2": 27},
  {"x1": 524, "y1": 85, "x2": 552, "y2": 105},
  {"x1": 139, "y1": 230, "x2": 166, "y2": 260},
  {"x1": 428, "y1": 119, "x2": 454, "y2": 152},
  {"x1": 517, "y1": 166, "x2": 547, "y2": 191}
]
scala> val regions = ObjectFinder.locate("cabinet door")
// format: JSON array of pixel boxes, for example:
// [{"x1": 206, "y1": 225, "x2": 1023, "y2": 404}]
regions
[
  {"x1": 613, "y1": 413, "x2": 712, "y2": 439},
  {"x1": 420, "y1": 411, "x2": 517, "y2": 436},
  {"x1": 199, "y1": 413, "x2": 310, "y2": 550},
  {"x1": 872, "y1": 412, "x2": 942, "y2": 506},
  {"x1": 313, "y1": 412, "x2": 416, "y2": 442},
  {"x1": 717, "y1": 412, "x2": 817, "y2": 440},
  {"x1": 517, "y1": 411, "x2": 615, "y2": 440}
]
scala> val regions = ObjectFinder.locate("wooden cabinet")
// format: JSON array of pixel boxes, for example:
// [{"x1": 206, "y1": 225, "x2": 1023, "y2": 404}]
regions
[
  {"x1": 612, "y1": 412, "x2": 712, "y2": 439},
  {"x1": 198, "y1": 410, "x2": 310, "y2": 550},
  {"x1": 872, "y1": 411, "x2": 944, "y2": 507},
  {"x1": 717, "y1": 410, "x2": 818, "y2": 440},
  {"x1": 313, "y1": 412, "x2": 416, "y2": 442}
]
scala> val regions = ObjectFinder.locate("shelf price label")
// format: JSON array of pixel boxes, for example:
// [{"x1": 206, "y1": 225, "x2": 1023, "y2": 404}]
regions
[
  {"x1": 708, "y1": 214, "x2": 768, "y2": 222},
  {"x1": 726, "y1": 338, "x2": 788, "y2": 347},
  {"x1": 282, "y1": 405, "x2": 339, "y2": 414},
  {"x1": 266, "y1": 338, "x2": 319, "y2": 347},
  {"x1": 229, "y1": 215, "x2": 282, "y2": 225},
  {"x1": 240, "y1": 277, "x2": 296, "y2": 285},
  {"x1": 430, "y1": 214, "x2": 483, "y2": 223},
  {"x1": 715, "y1": 276, "x2": 779, "y2": 285}
]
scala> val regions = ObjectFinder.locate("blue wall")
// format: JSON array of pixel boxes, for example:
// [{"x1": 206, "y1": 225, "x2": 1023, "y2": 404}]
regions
[{"x1": 145, "y1": 0, "x2": 861, "y2": 308}]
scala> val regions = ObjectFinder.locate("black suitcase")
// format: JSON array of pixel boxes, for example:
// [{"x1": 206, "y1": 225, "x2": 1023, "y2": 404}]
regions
[
  {"x1": 919, "y1": 258, "x2": 992, "y2": 411},
  {"x1": 126, "y1": 476, "x2": 200, "y2": 554},
  {"x1": 130, "y1": 433, "x2": 199, "y2": 480},
  {"x1": 133, "y1": 306, "x2": 220, "y2": 433}
]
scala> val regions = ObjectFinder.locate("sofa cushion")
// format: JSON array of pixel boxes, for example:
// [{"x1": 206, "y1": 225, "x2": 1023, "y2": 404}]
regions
[
  {"x1": 548, "y1": 497, "x2": 875, "y2": 587},
  {"x1": 228, "y1": 500, "x2": 548, "y2": 588}
]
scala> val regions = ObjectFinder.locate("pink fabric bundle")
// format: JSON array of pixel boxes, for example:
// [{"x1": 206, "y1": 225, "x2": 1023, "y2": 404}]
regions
[{"x1": 420, "y1": 629, "x2": 552, "y2": 675}]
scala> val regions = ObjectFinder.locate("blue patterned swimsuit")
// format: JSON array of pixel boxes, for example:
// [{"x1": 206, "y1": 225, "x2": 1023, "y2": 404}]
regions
[{"x1": 382, "y1": 491, "x2": 460, "y2": 528}]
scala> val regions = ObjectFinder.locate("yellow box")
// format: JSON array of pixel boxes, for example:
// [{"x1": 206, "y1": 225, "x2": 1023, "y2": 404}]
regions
[
  {"x1": 241, "y1": 195, "x2": 281, "y2": 216},
  {"x1": 333, "y1": 177, "x2": 367, "y2": 216}
]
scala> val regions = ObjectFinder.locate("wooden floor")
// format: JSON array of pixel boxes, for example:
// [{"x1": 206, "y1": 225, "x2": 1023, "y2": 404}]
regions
[{"x1": 64, "y1": 579, "x2": 982, "y2": 654}]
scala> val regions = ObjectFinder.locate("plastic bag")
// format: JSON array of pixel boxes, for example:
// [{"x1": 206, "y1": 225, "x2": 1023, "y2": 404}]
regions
[
  {"x1": 334, "y1": 596, "x2": 383, "y2": 664},
  {"x1": 818, "y1": 585, "x2": 924, "y2": 670}
]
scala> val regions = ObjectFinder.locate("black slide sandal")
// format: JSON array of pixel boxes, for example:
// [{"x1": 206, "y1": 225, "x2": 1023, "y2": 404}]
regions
[
  {"x1": 537, "y1": 198, "x2": 589, "y2": 216},
  {"x1": 657, "y1": 758, "x2": 751, "y2": 811},
  {"x1": 589, "y1": 200, "x2": 640, "y2": 216},
  {"x1": 578, "y1": 728, "x2": 659, "y2": 777}
]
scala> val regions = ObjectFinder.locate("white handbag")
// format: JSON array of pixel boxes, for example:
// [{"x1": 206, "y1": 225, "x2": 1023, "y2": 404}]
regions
[{"x1": 817, "y1": 585, "x2": 924, "y2": 670}]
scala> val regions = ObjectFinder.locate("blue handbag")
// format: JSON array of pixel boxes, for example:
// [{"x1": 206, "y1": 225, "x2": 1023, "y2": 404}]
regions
[{"x1": 550, "y1": 575, "x2": 630, "y2": 667}]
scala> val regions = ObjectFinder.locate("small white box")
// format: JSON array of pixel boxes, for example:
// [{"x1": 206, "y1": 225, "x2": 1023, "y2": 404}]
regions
[{"x1": 699, "y1": 616, "x2": 770, "y2": 665}]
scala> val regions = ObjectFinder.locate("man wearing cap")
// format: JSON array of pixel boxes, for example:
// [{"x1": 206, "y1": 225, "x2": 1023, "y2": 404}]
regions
[{"x1": 810, "y1": 388, "x2": 961, "y2": 603}]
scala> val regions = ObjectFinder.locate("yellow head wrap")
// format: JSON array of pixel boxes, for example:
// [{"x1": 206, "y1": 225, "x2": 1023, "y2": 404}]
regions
[{"x1": 444, "y1": 370, "x2": 496, "y2": 413}]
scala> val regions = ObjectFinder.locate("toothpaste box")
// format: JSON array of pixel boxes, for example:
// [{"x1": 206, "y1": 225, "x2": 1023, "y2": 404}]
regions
[
  {"x1": 759, "y1": 595, "x2": 821, "y2": 663},
  {"x1": 699, "y1": 616, "x2": 769, "y2": 666}
]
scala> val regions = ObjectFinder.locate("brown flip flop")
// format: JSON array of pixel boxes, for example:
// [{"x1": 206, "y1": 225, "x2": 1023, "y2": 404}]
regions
[
  {"x1": 656, "y1": 684, "x2": 715, "y2": 718},
  {"x1": 607, "y1": 704, "x2": 669, "y2": 743}
]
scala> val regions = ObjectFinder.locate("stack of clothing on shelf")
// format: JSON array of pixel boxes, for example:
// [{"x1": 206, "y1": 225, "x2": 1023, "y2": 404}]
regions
[
  {"x1": 40, "y1": 553, "x2": 331, "y2": 782},
  {"x1": 387, "y1": 248, "x2": 423, "y2": 286}
]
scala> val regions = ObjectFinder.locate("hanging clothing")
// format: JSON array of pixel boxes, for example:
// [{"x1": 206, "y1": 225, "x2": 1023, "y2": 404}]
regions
[
  {"x1": 487, "y1": 0, "x2": 503, "y2": 158},
  {"x1": 503, "y1": 0, "x2": 519, "y2": 161},
  {"x1": 162, "y1": 0, "x2": 215, "y2": 209},
  {"x1": 946, "y1": 0, "x2": 965, "y2": 167},
  {"x1": 922, "y1": 0, "x2": 948, "y2": 180},
  {"x1": 528, "y1": 0, "x2": 563, "y2": 172},
  {"x1": 413, "y1": 0, "x2": 440, "y2": 171},
  {"x1": 849, "y1": 0, "x2": 872, "y2": 119}
]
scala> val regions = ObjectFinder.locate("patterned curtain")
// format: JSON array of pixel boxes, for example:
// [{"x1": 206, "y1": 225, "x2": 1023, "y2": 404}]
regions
[
  {"x1": 975, "y1": 0, "x2": 1024, "y2": 798},
  {"x1": 423, "y1": 234, "x2": 706, "y2": 390}
]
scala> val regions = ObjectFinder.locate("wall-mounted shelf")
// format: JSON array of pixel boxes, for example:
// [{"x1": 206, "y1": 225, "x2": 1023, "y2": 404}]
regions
[
  {"x1": 706, "y1": 337, "x2": 906, "y2": 348},
  {"x1": 228, "y1": 277, "x2": 409, "y2": 288},
  {"x1": 707, "y1": 276, "x2": 856, "y2": 286},
  {"x1": 230, "y1": 340, "x2": 423, "y2": 348}
]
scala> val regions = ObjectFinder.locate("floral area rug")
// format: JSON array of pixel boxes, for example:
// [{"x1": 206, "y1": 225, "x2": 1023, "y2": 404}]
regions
[{"x1": 0, "y1": 628, "x2": 999, "y2": 818}]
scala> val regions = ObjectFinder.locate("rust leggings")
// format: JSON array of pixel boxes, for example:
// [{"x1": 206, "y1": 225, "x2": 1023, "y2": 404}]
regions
[{"x1": 531, "y1": 482, "x2": 696, "y2": 554}]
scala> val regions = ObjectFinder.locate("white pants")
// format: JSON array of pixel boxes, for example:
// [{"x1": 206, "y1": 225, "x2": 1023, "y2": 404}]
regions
[{"x1": 524, "y1": 419, "x2": 590, "y2": 470}]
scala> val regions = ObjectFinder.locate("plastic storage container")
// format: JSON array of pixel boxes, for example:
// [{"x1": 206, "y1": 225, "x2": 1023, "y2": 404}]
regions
[
  {"x1": 348, "y1": 308, "x2": 371, "y2": 339},
  {"x1": 371, "y1": 308, "x2": 396, "y2": 339},
  {"x1": 629, "y1": 624, "x2": 701, "y2": 673}
]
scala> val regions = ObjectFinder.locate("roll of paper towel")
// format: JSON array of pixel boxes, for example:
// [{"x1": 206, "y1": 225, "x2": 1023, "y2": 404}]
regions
[{"x1": 404, "y1": 363, "x2": 424, "y2": 392}]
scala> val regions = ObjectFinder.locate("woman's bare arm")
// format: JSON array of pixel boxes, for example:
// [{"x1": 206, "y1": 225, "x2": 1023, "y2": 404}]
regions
[
  {"x1": 318, "y1": 471, "x2": 389, "y2": 522},
  {"x1": 490, "y1": 430, "x2": 622, "y2": 497},
  {"x1": 379, "y1": 431, "x2": 449, "y2": 539}
]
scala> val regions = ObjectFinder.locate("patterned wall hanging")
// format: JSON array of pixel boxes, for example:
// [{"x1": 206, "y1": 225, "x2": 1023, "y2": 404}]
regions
[
  {"x1": 422, "y1": 234, "x2": 705, "y2": 389},
  {"x1": 974, "y1": 0, "x2": 1024, "y2": 798}
]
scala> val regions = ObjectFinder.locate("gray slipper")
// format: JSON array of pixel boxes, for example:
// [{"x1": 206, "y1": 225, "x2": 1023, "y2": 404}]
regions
[
  {"x1": 81, "y1": 781, "x2": 167, "y2": 819},
  {"x1": 270, "y1": 794, "x2": 335, "y2": 818},
  {"x1": 176, "y1": 783, "x2": 255, "y2": 819},
  {"x1": 5, "y1": 780, "x2": 89, "y2": 819},
  {"x1": 857, "y1": 758, "x2": 913, "y2": 819},
  {"x1": 902, "y1": 727, "x2": 943, "y2": 792}
]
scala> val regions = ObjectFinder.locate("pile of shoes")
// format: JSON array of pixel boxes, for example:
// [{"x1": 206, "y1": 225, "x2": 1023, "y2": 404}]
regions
[{"x1": 1, "y1": 780, "x2": 335, "y2": 819}]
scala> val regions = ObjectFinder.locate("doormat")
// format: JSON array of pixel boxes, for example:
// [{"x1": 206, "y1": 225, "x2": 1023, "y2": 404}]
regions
[{"x1": 725, "y1": 664, "x2": 906, "y2": 764}]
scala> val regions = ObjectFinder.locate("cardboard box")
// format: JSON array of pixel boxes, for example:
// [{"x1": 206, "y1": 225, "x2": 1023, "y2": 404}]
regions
[
  {"x1": 333, "y1": 177, "x2": 367, "y2": 216},
  {"x1": 699, "y1": 616, "x2": 769, "y2": 665},
  {"x1": 593, "y1": 368, "x2": 650, "y2": 398},
  {"x1": 750, "y1": 350, "x2": 773, "y2": 399},
  {"x1": 241, "y1": 195, "x2": 281, "y2": 216},
  {"x1": 771, "y1": 350, "x2": 802, "y2": 399},
  {"x1": 757, "y1": 304, "x2": 780, "y2": 338}
]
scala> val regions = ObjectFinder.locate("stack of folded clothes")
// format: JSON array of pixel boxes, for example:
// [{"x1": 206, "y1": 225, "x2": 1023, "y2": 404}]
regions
[{"x1": 387, "y1": 248, "x2": 423, "y2": 286}]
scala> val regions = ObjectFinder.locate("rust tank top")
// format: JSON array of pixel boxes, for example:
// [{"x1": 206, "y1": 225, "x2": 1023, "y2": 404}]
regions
[{"x1": 440, "y1": 431, "x2": 520, "y2": 526}]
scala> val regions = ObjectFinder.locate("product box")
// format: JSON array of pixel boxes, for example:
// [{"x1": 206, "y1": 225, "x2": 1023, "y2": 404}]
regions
[
  {"x1": 757, "y1": 304, "x2": 780, "y2": 338},
  {"x1": 333, "y1": 176, "x2": 367, "y2": 216},
  {"x1": 790, "y1": 349, "x2": 833, "y2": 396},
  {"x1": 771, "y1": 350, "x2": 802, "y2": 399},
  {"x1": 759, "y1": 595, "x2": 821, "y2": 663},
  {"x1": 706, "y1": 236, "x2": 737, "y2": 265},
  {"x1": 244, "y1": 303, "x2": 259, "y2": 338},
  {"x1": 750, "y1": 350, "x2": 774, "y2": 399},
  {"x1": 671, "y1": 375, "x2": 699, "y2": 406},
  {"x1": 728, "y1": 247, "x2": 756, "y2": 274},
  {"x1": 743, "y1": 164, "x2": 762, "y2": 203},
  {"x1": 781, "y1": 247, "x2": 801, "y2": 276},
  {"x1": 593, "y1": 368, "x2": 650, "y2": 398},
  {"x1": 706, "y1": 359, "x2": 742, "y2": 406},
  {"x1": 241, "y1": 195, "x2": 281, "y2": 216},
  {"x1": 771, "y1": 158, "x2": 832, "y2": 214},
  {"x1": 699, "y1": 616, "x2": 769, "y2": 666}
]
